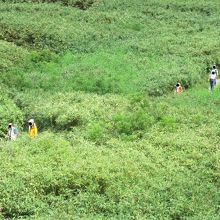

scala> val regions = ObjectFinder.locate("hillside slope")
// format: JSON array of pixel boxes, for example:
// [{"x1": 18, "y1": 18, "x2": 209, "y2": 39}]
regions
[{"x1": 0, "y1": 0, "x2": 220, "y2": 219}]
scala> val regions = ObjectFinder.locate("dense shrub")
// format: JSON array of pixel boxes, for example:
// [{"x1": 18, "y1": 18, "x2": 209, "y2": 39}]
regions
[
  {"x1": 0, "y1": 40, "x2": 28, "y2": 72},
  {"x1": 0, "y1": 89, "x2": 24, "y2": 138},
  {"x1": 1, "y1": 0, "x2": 96, "y2": 10},
  {"x1": 113, "y1": 109, "x2": 155, "y2": 136}
]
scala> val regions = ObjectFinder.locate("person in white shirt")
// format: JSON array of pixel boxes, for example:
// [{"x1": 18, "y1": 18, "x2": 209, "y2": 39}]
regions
[
  {"x1": 212, "y1": 65, "x2": 218, "y2": 85},
  {"x1": 212, "y1": 65, "x2": 218, "y2": 76},
  {"x1": 209, "y1": 70, "x2": 217, "y2": 91},
  {"x1": 7, "y1": 123, "x2": 19, "y2": 141}
]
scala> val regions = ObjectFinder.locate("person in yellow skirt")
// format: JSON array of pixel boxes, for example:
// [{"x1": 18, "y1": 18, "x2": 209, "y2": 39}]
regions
[{"x1": 28, "y1": 119, "x2": 38, "y2": 137}]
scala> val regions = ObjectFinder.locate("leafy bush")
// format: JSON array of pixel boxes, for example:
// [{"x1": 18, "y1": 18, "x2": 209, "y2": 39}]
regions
[
  {"x1": 0, "y1": 40, "x2": 28, "y2": 72},
  {"x1": 30, "y1": 49, "x2": 58, "y2": 63},
  {"x1": 1, "y1": 0, "x2": 96, "y2": 10},
  {"x1": 0, "y1": 89, "x2": 24, "y2": 138},
  {"x1": 160, "y1": 115, "x2": 177, "y2": 131},
  {"x1": 113, "y1": 109, "x2": 155, "y2": 136},
  {"x1": 86, "y1": 122, "x2": 105, "y2": 142},
  {"x1": 12, "y1": 91, "x2": 129, "y2": 132}
]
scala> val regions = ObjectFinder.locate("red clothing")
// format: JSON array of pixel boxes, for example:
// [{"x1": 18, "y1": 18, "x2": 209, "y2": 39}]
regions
[{"x1": 176, "y1": 86, "x2": 183, "y2": 94}]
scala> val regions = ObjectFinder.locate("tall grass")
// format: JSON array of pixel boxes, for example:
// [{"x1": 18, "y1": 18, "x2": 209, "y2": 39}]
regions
[
  {"x1": 1, "y1": 0, "x2": 220, "y2": 94},
  {"x1": 0, "y1": 127, "x2": 219, "y2": 219}
]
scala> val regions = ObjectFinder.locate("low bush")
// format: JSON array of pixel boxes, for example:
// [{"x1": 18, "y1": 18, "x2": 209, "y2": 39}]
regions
[
  {"x1": 113, "y1": 109, "x2": 155, "y2": 136},
  {"x1": 86, "y1": 122, "x2": 105, "y2": 142},
  {"x1": 0, "y1": 40, "x2": 28, "y2": 72},
  {"x1": 1, "y1": 0, "x2": 96, "y2": 10},
  {"x1": 12, "y1": 91, "x2": 129, "y2": 132},
  {"x1": 0, "y1": 88, "x2": 24, "y2": 138}
]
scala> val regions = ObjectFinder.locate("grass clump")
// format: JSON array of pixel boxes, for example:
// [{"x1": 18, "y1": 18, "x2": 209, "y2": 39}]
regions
[
  {"x1": 1, "y1": 0, "x2": 96, "y2": 10},
  {"x1": 0, "y1": 40, "x2": 28, "y2": 72}
]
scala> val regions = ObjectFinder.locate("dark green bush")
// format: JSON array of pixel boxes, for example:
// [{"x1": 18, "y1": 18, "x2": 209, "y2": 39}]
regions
[
  {"x1": 12, "y1": 91, "x2": 129, "y2": 132},
  {"x1": 1, "y1": 0, "x2": 96, "y2": 10},
  {"x1": 87, "y1": 122, "x2": 105, "y2": 142},
  {"x1": 30, "y1": 49, "x2": 58, "y2": 63},
  {"x1": 0, "y1": 40, "x2": 28, "y2": 72},
  {"x1": 113, "y1": 109, "x2": 155, "y2": 136}
]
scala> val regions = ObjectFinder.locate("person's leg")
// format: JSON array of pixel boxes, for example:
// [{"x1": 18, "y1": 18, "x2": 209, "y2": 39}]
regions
[{"x1": 210, "y1": 79, "x2": 214, "y2": 91}]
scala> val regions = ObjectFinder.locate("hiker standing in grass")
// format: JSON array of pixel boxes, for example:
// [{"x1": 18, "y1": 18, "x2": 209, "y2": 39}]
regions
[
  {"x1": 7, "y1": 123, "x2": 19, "y2": 141},
  {"x1": 209, "y1": 69, "x2": 217, "y2": 91},
  {"x1": 28, "y1": 119, "x2": 38, "y2": 138},
  {"x1": 212, "y1": 65, "x2": 218, "y2": 86},
  {"x1": 175, "y1": 82, "x2": 183, "y2": 94}
]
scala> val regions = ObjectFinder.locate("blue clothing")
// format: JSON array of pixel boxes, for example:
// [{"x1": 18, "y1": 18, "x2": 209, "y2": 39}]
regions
[{"x1": 210, "y1": 79, "x2": 216, "y2": 91}]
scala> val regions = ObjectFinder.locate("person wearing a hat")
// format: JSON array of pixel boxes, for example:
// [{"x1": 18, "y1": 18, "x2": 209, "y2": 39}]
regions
[
  {"x1": 7, "y1": 123, "x2": 19, "y2": 140},
  {"x1": 209, "y1": 68, "x2": 218, "y2": 91},
  {"x1": 175, "y1": 82, "x2": 183, "y2": 94},
  {"x1": 28, "y1": 119, "x2": 38, "y2": 138},
  {"x1": 211, "y1": 65, "x2": 218, "y2": 86}
]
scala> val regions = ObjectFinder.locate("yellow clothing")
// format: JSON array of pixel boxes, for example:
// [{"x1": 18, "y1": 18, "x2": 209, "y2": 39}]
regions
[{"x1": 29, "y1": 125, "x2": 38, "y2": 137}]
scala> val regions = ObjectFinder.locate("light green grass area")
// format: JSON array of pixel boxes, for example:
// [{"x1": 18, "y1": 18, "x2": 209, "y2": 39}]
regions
[
  {"x1": 0, "y1": 40, "x2": 29, "y2": 72},
  {"x1": 0, "y1": 0, "x2": 220, "y2": 219},
  {"x1": 1, "y1": 0, "x2": 220, "y2": 94}
]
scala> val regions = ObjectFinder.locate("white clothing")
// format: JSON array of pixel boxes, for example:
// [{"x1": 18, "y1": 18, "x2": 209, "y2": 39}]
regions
[
  {"x1": 210, "y1": 73, "x2": 217, "y2": 80},
  {"x1": 211, "y1": 69, "x2": 218, "y2": 76},
  {"x1": 8, "y1": 127, "x2": 18, "y2": 140}
]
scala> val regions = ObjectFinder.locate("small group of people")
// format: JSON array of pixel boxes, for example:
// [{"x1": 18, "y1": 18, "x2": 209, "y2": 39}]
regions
[
  {"x1": 175, "y1": 65, "x2": 219, "y2": 94},
  {"x1": 7, "y1": 119, "x2": 38, "y2": 141},
  {"x1": 6, "y1": 65, "x2": 219, "y2": 141},
  {"x1": 209, "y1": 65, "x2": 218, "y2": 91}
]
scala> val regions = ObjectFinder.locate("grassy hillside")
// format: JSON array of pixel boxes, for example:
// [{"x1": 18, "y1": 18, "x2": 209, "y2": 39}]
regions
[
  {"x1": 0, "y1": 0, "x2": 220, "y2": 219},
  {"x1": 1, "y1": 0, "x2": 220, "y2": 94}
]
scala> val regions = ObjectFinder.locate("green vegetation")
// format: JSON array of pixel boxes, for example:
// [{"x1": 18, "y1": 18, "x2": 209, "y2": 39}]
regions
[
  {"x1": 0, "y1": 0, "x2": 220, "y2": 219},
  {"x1": 0, "y1": 40, "x2": 28, "y2": 72},
  {"x1": 1, "y1": 0, "x2": 220, "y2": 94}
]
